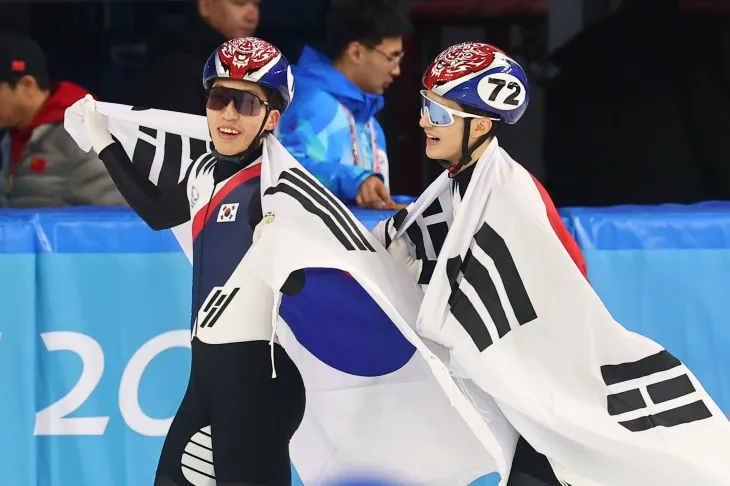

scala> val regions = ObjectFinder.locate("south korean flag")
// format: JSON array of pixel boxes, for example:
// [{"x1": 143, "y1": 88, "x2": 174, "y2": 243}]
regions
[{"x1": 217, "y1": 203, "x2": 239, "y2": 223}]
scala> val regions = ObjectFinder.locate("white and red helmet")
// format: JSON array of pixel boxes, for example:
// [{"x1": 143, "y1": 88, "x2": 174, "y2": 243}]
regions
[
  {"x1": 202, "y1": 37, "x2": 294, "y2": 113},
  {"x1": 423, "y1": 42, "x2": 529, "y2": 124}
]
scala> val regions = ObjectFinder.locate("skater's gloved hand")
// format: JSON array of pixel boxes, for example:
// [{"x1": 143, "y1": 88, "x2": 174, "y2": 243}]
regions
[
  {"x1": 82, "y1": 94, "x2": 114, "y2": 154},
  {"x1": 387, "y1": 236, "x2": 423, "y2": 282}
]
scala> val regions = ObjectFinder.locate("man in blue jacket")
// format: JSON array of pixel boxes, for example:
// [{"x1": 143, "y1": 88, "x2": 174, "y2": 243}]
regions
[{"x1": 278, "y1": 0, "x2": 410, "y2": 208}]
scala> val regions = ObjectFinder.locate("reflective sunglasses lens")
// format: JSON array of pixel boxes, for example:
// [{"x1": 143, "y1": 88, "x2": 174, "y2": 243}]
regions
[
  {"x1": 206, "y1": 88, "x2": 263, "y2": 116},
  {"x1": 424, "y1": 99, "x2": 453, "y2": 126},
  {"x1": 237, "y1": 91, "x2": 262, "y2": 116},
  {"x1": 206, "y1": 89, "x2": 230, "y2": 111}
]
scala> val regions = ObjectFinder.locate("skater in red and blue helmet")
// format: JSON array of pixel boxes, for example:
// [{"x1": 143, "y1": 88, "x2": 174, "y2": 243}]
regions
[
  {"x1": 372, "y1": 42, "x2": 587, "y2": 486},
  {"x1": 81, "y1": 37, "x2": 305, "y2": 486}
]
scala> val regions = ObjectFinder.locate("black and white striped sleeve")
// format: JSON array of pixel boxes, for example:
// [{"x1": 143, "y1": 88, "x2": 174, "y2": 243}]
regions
[{"x1": 97, "y1": 142, "x2": 193, "y2": 231}]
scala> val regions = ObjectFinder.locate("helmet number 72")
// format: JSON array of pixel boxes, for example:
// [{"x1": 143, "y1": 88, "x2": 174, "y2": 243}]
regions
[{"x1": 486, "y1": 78, "x2": 521, "y2": 106}]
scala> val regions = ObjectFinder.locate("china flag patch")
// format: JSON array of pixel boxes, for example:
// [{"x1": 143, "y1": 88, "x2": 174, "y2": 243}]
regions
[{"x1": 30, "y1": 157, "x2": 46, "y2": 173}]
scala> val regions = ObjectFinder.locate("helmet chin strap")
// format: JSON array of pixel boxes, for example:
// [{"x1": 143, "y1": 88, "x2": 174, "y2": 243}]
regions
[
  {"x1": 211, "y1": 108, "x2": 271, "y2": 164},
  {"x1": 444, "y1": 118, "x2": 494, "y2": 176}
]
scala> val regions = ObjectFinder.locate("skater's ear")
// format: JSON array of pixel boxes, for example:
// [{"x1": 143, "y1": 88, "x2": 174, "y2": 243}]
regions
[
  {"x1": 262, "y1": 87, "x2": 285, "y2": 133},
  {"x1": 264, "y1": 109, "x2": 280, "y2": 132},
  {"x1": 471, "y1": 118, "x2": 493, "y2": 138},
  {"x1": 458, "y1": 102, "x2": 502, "y2": 140}
]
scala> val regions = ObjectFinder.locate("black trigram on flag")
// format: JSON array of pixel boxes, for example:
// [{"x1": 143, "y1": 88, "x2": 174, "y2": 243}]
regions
[
  {"x1": 265, "y1": 168, "x2": 376, "y2": 253},
  {"x1": 199, "y1": 287, "x2": 240, "y2": 329},
  {"x1": 125, "y1": 109, "x2": 210, "y2": 192},
  {"x1": 387, "y1": 194, "x2": 452, "y2": 284},
  {"x1": 446, "y1": 222, "x2": 537, "y2": 352},
  {"x1": 601, "y1": 350, "x2": 714, "y2": 432}
]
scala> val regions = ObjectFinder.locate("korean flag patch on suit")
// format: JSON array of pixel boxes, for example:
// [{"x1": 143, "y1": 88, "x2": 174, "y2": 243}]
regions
[{"x1": 217, "y1": 203, "x2": 239, "y2": 223}]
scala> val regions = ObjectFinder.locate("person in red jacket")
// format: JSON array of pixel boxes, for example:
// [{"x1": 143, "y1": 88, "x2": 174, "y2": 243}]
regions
[{"x1": 0, "y1": 32, "x2": 123, "y2": 207}]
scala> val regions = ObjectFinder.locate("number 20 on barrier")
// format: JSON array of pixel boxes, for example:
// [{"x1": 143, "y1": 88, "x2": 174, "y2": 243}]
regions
[{"x1": 33, "y1": 330, "x2": 190, "y2": 437}]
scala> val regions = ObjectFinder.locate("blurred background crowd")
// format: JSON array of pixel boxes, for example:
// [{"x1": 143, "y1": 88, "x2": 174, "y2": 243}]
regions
[{"x1": 1, "y1": 0, "x2": 729, "y2": 211}]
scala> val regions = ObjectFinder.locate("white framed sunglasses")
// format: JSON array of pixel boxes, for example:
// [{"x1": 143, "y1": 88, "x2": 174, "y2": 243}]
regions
[{"x1": 419, "y1": 90, "x2": 499, "y2": 126}]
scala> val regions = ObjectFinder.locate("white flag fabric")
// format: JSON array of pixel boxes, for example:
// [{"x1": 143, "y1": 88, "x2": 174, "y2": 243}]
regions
[
  {"x1": 377, "y1": 138, "x2": 730, "y2": 486},
  {"x1": 65, "y1": 101, "x2": 211, "y2": 261},
  {"x1": 64, "y1": 101, "x2": 512, "y2": 485}
]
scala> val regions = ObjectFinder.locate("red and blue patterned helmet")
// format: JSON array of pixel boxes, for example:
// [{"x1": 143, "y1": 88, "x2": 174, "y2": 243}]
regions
[
  {"x1": 203, "y1": 37, "x2": 294, "y2": 113},
  {"x1": 422, "y1": 42, "x2": 529, "y2": 125}
]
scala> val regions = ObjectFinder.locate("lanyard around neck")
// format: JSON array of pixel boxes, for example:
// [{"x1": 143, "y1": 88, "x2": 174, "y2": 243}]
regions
[{"x1": 342, "y1": 106, "x2": 381, "y2": 173}]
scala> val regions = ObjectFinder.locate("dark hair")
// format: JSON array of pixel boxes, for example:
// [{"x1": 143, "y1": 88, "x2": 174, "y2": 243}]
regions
[
  {"x1": 7, "y1": 73, "x2": 51, "y2": 91},
  {"x1": 260, "y1": 86, "x2": 286, "y2": 113},
  {"x1": 323, "y1": 0, "x2": 412, "y2": 60},
  {"x1": 259, "y1": 86, "x2": 286, "y2": 134},
  {"x1": 266, "y1": 89, "x2": 286, "y2": 113}
]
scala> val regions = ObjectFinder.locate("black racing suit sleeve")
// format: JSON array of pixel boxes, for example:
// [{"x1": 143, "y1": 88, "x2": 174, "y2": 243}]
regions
[{"x1": 97, "y1": 142, "x2": 192, "y2": 230}]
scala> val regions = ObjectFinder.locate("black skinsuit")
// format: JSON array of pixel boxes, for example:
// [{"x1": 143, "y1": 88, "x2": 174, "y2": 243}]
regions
[{"x1": 97, "y1": 141, "x2": 306, "y2": 486}]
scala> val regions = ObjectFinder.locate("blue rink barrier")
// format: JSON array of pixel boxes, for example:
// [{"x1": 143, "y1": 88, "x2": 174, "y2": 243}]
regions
[{"x1": 0, "y1": 203, "x2": 729, "y2": 486}]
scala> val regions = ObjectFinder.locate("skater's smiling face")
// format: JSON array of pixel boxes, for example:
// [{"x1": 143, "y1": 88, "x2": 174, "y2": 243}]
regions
[
  {"x1": 205, "y1": 78, "x2": 280, "y2": 156},
  {"x1": 419, "y1": 90, "x2": 495, "y2": 165}
]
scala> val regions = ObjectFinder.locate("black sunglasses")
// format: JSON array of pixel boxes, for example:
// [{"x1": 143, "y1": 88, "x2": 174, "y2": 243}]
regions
[{"x1": 206, "y1": 87, "x2": 270, "y2": 116}]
